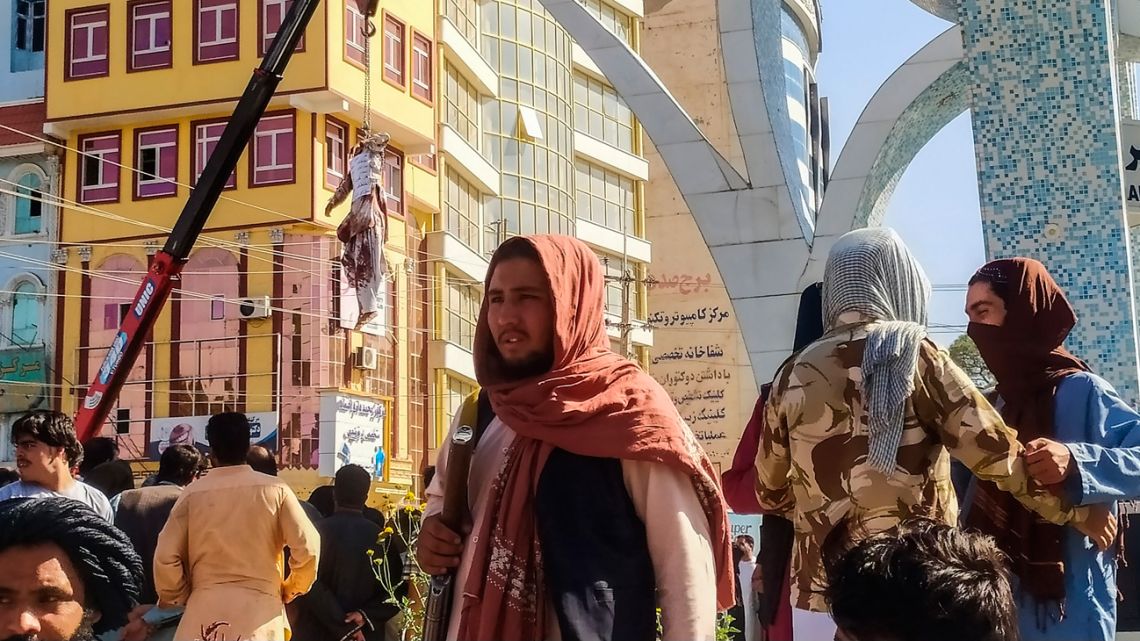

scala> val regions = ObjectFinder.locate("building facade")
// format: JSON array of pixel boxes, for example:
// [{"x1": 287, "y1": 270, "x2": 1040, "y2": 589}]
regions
[
  {"x1": 0, "y1": 0, "x2": 57, "y2": 464},
  {"x1": 428, "y1": 0, "x2": 652, "y2": 455},
  {"x1": 45, "y1": 0, "x2": 438, "y2": 498},
  {"x1": 634, "y1": 0, "x2": 825, "y2": 467}
]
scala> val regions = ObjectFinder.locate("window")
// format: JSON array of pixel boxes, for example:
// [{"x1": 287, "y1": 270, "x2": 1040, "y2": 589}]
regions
[
  {"x1": 13, "y1": 173, "x2": 43, "y2": 235},
  {"x1": 211, "y1": 296, "x2": 225, "y2": 320},
  {"x1": 443, "y1": 0, "x2": 478, "y2": 48},
  {"x1": 410, "y1": 152, "x2": 437, "y2": 172},
  {"x1": 576, "y1": 0, "x2": 633, "y2": 46},
  {"x1": 574, "y1": 161, "x2": 636, "y2": 234},
  {"x1": 78, "y1": 133, "x2": 120, "y2": 203},
  {"x1": 12, "y1": 0, "x2": 45, "y2": 72},
  {"x1": 573, "y1": 73, "x2": 635, "y2": 153},
  {"x1": 444, "y1": 375, "x2": 476, "y2": 427},
  {"x1": 14, "y1": 0, "x2": 45, "y2": 52},
  {"x1": 115, "y1": 409, "x2": 131, "y2": 434},
  {"x1": 11, "y1": 282, "x2": 41, "y2": 346},
  {"x1": 443, "y1": 170, "x2": 481, "y2": 252},
  {"x1": 382, "y1": 148, "x2": 403, "y2": 213},
  {"x1": 412, "y1": 33, "x2": 433, "y2": 102},
  {"x1": 130, "y1": 1, "x2": 172, "y2": 71},
  {"x1": 192, "y1": 120, "x2": 237, "y2": 188},
  {"x1": 103, "y1": 303, "x2": 130, "y2": 330},
  {"x1": 444, "y1": 63, "x2": 480, "y2": 151},
  {"x1": 251, "y1": 112, "x2": 295, "y2": 186},
  {"x1": 135, "y1": 127, "x2": 178, "y2": 199},
  {"x1": 67, "y1": 6, "x2": 109, "y2": 79},
  {"x1": 598, "y1": 252, "x2": 626, "y2": 319},
  {"x1": 345, "y1": 2, "x2": 366, "y2": 66},
  {"x1": 195, "y1": 0, "x2": 238, "y2": 63},
  {"x1": 444, "y1": 273, "x2": 479, "y2": 350},
  {"x1": 260, "y1": 0, "x2": 303, "y2": 57},
  {"x1": 325, "y1": 117, "x2": 347, "y2": 186},
  {"x1": 383, "y1": 14, "x2": 405, "y2": 86}
]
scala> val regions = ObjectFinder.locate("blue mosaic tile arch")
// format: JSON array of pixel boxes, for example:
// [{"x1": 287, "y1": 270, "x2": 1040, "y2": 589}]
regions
[{"x1": 959, "y1": 0, "x2": 1140, "y2": 400}]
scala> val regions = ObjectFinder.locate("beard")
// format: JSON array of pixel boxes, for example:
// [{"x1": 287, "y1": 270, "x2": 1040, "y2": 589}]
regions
[
  {"x1": 497, "y1": 347, "x2": 555, "y2": 381},
  {"x1": 3, "y1": 610, "x2": 99, "y2": 641}
]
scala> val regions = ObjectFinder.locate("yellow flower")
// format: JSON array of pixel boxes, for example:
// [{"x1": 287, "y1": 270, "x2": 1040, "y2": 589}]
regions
[
  {"x1": 384, "y1": 526, "x2": 394, "y2": 534},
  {"x1": 420, "y1": 502, "x2": 428, "y2": 511},
  {"x1": 405, "y1": 491, "x2": 416, "y2": 501},
  {"x1": 367, "y1": 549, "x2": 374, "y2": 556}
]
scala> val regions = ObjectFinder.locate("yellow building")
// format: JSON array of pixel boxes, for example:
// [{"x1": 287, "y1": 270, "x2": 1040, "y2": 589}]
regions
[
  {"x1": 46, "y1": 0, "x2": 438, "y2": 498},
  {"x1": 429, "y1": 0, "x2": 653, "y2": 455}
]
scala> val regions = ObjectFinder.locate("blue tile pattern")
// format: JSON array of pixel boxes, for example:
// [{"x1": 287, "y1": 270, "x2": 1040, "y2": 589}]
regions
[
  {"x1": 959, "y1": 0, "x2": 1140, "y2": 400},
  {"x1": 856, "y1": 62, "x2": 969, "y2": 228}
]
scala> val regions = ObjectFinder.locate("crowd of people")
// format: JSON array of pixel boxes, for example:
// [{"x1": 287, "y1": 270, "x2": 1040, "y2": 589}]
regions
[
  {"x1": 0, "y1": 410, "x2": 413, "y2": 641},
  {"x1": 3, "y1": 231, "x2": 1140, "y2": 641}
]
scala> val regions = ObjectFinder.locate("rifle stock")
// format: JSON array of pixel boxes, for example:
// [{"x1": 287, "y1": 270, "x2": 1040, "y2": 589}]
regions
[{"x1": 421, "y1": 392, "x2": 480, "y2": 641}]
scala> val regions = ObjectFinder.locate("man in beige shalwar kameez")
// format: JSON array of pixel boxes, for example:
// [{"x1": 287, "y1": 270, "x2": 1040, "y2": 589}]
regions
[{"x1": 155, "y1": 412, "x2": 319, "y2": 640}]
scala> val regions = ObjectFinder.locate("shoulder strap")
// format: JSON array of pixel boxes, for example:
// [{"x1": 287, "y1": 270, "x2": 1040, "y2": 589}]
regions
[
  {"x1": 475, "y1": 389, "x2": 495, "y2": 445},
  {"x1": 440, "y1": 390, "x2": 482, "y2": 532}
]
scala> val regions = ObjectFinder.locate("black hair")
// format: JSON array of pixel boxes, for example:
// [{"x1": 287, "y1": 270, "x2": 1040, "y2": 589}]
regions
[
  {"x1": 422, "y1": 465, "x2": 436, "y2": 491},
  {"x1": 334, "y1": 464, "x2": 371, "y2": 509},
  {"x1": 205, "y1": 412, "x2": 251, "y2": 465},
  {"x1": 12, "y1": 410, "x2": 84, "y2": 468},
  {"x1": 157, "y1": 444, "x2": 202, "y2": 485},
  {"x1": 80, "y1": 437, "x2": 119, "y2": 476},
  {"x1": 823, "y1": 518, "x2": 1019, "y2": 641},
  {"x1": 308, "y1": 484, "x2": 336, "y2": 518},
  {"x1": 246, "y1": 445, "x2": 278, "y2": 476},
  {"x1": 0, "y1": 497, "x2": 143, "y2": 634},
  {"x1": 0, "y1": 467, "x2": 18, "y2": 487},
  {"x1": 968, "y1": 270, "x2": 1011, "y2": 303}
]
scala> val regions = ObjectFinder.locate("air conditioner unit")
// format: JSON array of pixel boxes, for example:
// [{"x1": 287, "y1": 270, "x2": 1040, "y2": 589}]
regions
[
  {"x1": 355, "y1": 346, "x2": 379, "y2": 370},
  {"x1": 237, "y1": 296, "x2": 272, "y2": 320}
]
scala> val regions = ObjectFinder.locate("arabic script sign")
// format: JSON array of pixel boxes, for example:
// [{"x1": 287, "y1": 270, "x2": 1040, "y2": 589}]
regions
[
  {"x1": 317, "y1": 390, "x2": 390, "y2": 480},
  {"x1": 0, "y1": 346, "x2": 47, "y2": 414}
]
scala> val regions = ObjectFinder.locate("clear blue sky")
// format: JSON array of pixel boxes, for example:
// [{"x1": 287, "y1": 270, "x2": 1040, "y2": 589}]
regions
[{"x1": 815, "y1": 2, "x2": 984, "y2": 346}]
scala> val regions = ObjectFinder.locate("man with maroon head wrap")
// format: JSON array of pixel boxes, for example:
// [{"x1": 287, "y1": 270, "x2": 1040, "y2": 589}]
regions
[
  {"x1": 965, "y1": 257, "x2": 1140, "y2": 641},
  {"x1": 419, "y1": 235, "x2": 734, "y2": 641}
]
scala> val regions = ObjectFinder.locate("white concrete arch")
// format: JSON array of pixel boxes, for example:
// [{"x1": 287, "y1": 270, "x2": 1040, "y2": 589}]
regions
[
  {"x1": 910, "y1": 0, "x2": 958, "y2": 22},
  {"x1": 803, "y1": 26, "x2": 967, "y2": 284}
]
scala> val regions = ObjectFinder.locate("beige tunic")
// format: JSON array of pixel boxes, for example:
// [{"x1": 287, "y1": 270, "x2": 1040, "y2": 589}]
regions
[
  {"x1": 154, "y1": 465, "x2": 320, "y2": 640},
  {"x1": 426, "y1": 416, "x2": 717, "y2": 641}
]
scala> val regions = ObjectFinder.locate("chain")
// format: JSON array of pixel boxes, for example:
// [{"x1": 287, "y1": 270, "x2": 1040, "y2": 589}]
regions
[{"x1": 361, "y1": 18, "x2": 376, "y2": 133}]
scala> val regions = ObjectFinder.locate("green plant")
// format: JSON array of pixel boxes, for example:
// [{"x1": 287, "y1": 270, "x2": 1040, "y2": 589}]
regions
[
  {"x1": 368, "y1": 493, "x2": 431, "y2": 641},
  {"x1": 715, "y1": 612, "x2": 739, "y2": 641},
  {"x1": 655, "y1": 608, "x2": 739, "y2": 641}
]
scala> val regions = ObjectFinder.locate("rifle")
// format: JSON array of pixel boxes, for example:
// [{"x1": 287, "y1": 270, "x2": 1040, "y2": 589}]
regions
[{"x1": 421, "y1": 390, "x2": 481, "y2": 641}]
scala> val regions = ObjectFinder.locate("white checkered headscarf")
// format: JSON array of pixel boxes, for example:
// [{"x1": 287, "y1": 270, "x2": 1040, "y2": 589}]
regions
[{"x1": 822, "y1": 228, "x2": 931, "y2": 475}]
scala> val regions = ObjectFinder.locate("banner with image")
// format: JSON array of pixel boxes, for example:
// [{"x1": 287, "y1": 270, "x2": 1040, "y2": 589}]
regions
[
  {"x1": 147, "y1": 411, "x2": 279, "y2": 459},
  {"x1": 318, "y1": 391, "x2": 389, "y2": 480}
]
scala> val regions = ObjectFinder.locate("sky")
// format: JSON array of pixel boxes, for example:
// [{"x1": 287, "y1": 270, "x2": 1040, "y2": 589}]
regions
[{"x1": 814, "y1": 1, "x2": 984, "y2": 346}]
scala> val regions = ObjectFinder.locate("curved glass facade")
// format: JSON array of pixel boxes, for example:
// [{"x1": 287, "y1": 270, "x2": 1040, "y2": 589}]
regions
[
  {"x1": 781, "y1": 6, "x2": 815, "y2": 215},
  {"x1": 482, "y1": 0, "x2": 575, "y2": 252}
]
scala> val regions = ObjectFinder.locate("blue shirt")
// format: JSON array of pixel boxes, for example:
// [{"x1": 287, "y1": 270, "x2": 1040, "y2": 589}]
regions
[{"x1": 966, "y1": 372, "x2": 1140, "y2": 641}]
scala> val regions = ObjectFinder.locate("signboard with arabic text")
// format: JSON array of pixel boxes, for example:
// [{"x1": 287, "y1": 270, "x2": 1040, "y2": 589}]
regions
[
  {"x1": 0, "y1": 346, "x2": 47, "y2": 414},
  {"x1": 317, "y1": 391, "x2": 390, "y2": 480}
]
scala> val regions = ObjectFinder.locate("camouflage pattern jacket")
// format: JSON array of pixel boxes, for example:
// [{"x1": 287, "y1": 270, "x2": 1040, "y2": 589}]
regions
[{"x1": 756, "y1": 321, "x2": 1089, "y2": 612}]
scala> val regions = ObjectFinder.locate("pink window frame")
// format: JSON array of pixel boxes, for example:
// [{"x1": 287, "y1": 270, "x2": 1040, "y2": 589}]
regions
[
  {"x1": 250, "y1": 111, "x2": 296, "y2": 187},
  {"x1": 78, "y1": 132, "x2": 121, "y2": 204},
  {"x1": 128, "y1": 0, "x2": 173, "y2": 72},
  {"x1": 66, "y1": 6, "x2": 110, "y2": 80},
  {"x1": 194, "y1": 0, "x2": 239, "y2": 64}
]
